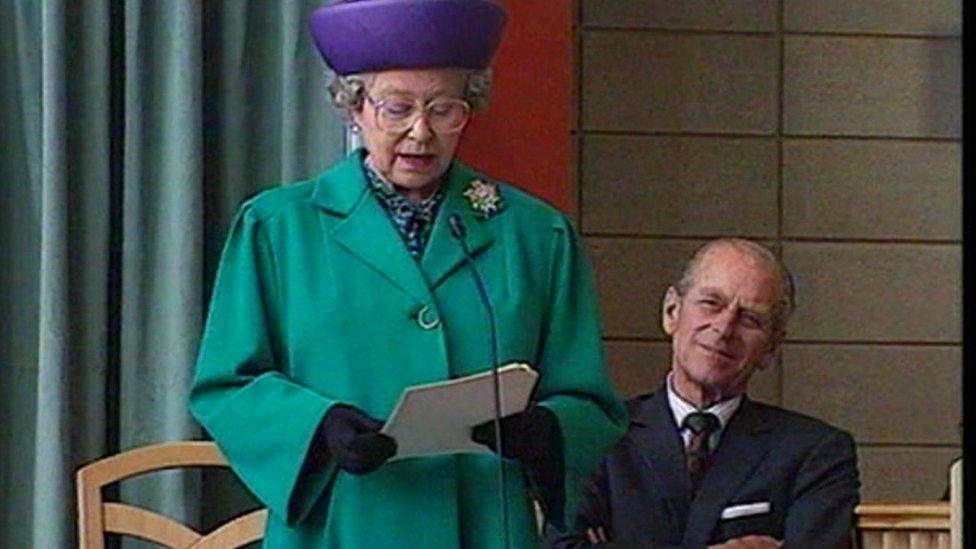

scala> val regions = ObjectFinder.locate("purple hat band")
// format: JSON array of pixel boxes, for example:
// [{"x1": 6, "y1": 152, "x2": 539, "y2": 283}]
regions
[{"x1": 309, "y1": 0, "x2": 507, "y2": 75}]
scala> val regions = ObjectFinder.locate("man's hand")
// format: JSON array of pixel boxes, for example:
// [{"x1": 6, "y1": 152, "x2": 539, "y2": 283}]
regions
[
  {"x1": 320, "y1": 404, "x2": 397, "y2": 474},
  {"x1": 586, "y1": 526, "x2": 609, "y2": 544},
  {"x1": 709, "y1": 535, "x2": 783, "y2": 549}
]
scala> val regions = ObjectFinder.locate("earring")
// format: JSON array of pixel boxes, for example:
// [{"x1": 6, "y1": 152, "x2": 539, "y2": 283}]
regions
[{"x1": 349, "y1": 123, "x2": 360, "y2": 134}]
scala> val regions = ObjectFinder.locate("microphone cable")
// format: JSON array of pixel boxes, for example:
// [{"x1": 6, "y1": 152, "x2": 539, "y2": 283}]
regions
[{"x1": 449, "y1": 213, "x2": 510, "y2": 549}]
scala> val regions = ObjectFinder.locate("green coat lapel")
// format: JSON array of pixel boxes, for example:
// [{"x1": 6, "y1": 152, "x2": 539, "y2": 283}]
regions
[
  {"x1": 311, "y1": 152, "x2": 433, "y2": 304},
  {"x1": 422, "y1": 161, "x2": 496, "y2": 289}
]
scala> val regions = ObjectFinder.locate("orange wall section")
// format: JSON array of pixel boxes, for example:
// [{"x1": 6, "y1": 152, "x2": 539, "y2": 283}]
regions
[{"x1": 457, "y1": 0, "x2": 574, "y2": 213}]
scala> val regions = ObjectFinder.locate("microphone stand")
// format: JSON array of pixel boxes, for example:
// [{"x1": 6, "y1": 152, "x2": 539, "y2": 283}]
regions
[{"x1": 449, "y1": 213, "x2": 510, "y2": 549}]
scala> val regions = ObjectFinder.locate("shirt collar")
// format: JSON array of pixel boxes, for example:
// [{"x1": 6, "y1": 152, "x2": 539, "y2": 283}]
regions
[{"x1": 666, "y1": 372, "x2": 743, "y2": 432}]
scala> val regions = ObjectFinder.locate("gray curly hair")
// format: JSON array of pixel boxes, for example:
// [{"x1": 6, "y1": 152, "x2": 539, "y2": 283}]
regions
[{"x1": 327, "y1": 68, "x2": 493, "y2": 120}]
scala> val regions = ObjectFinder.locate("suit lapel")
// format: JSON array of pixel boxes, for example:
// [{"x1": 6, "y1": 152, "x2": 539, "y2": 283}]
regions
[
  {"x1": 313, "y1": 151, "x2": 433, "y2": 304},
  {"x1": 630, "y1": 390, "x2": 693, "y2": 532},
  {"x1": 421, "y1": 162, "x2": 495, "y2": 289},
  {"x1": 682, "y1": 398, "x2": 774, "y2": 547}
]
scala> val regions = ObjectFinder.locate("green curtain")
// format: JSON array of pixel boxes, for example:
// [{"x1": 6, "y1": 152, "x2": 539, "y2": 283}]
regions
[{"x1": 0, "y1": 1, "x2": 346, "y2": 546}]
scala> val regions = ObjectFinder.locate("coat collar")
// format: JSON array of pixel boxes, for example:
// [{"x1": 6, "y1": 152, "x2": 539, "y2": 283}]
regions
[
  {"x1": 629, "y1": 390, "x2": 694, "y2": 532},
  {"x1": 310, "y1": 149, "x2": 372, "y2": 216},
  {"x1": 311, "y1": 150, "x2": 496, "y2": 300},
  {"x1": 420, "y1": 160, "x2": 495, "y2": 288}
]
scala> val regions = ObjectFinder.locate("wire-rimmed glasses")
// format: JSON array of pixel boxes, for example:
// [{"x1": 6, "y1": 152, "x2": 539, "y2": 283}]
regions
[{"x1": 364, "y1": 94, "x2": 471, "y2": 134}]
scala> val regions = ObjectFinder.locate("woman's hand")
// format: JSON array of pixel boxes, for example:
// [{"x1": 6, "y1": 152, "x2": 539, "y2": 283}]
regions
[
  {"x1": 320, "y1": 404, "x2": 397, "y2": 474},
  {"x1": 471, "y1": 405, "x2": 561, "y2": 464},
  {"x1": 472, "y1": 405, "x2": 567, "y2": 526}
]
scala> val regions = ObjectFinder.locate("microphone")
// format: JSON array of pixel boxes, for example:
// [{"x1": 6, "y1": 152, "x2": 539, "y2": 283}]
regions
[{"x1": 449, "y1": 213, "x2": 510, "y2": 549}]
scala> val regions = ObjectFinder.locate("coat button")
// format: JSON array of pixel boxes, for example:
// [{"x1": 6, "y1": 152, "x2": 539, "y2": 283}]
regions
[{"x1": 415, "y1": 305, "x2": 440, "y2": 330}]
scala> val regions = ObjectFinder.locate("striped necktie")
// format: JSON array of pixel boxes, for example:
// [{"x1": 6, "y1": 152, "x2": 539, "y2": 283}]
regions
[{"x1": 683, "y1": 411, "x2": 720, "y2": 496}]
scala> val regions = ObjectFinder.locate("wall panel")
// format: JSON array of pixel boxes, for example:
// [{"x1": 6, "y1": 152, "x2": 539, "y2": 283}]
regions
[
  {"x1": 578, "y1": 0, "x2": 961, "y2": 501},
  {"x1": 782, "y1": 344, "x2": 961, "y2": 444},
  {"x1": 783, "y1": 243, "x2": 961, "y2": 343},
  {"x1": 858, "y1": 447, "x2": 960, "y2": 501},
  {"x1": 783, "y1": 37, "x2": 960, "y2": 137},
  {"x1": 584, "y1": 0, "x2": 777, "y2": 32},
  {"x1": 582, "y1": 135, "x2": 777, "y2": 236},
  {"x1": 782, "y1": 140, "x2": 961, "y2": 240},
  {"x1": 783, "y1": 0, "x2": 960, "y2": 36},
  {"x1": 583, "y1": 32, "x2": 778, "y2": 133},
  {"x1": 589, "y1": 238, "x2": 705, "y2": 338}
]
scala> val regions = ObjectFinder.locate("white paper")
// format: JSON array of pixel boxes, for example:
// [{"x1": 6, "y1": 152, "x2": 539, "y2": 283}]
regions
[{"x1": 380, "y1": 362, "x2": 539, "y2": 461}]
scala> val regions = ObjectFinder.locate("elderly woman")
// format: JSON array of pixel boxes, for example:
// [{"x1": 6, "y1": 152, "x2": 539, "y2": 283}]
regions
[{"x1": 189, "y1": 0, "x2": 625, "y2": 546}]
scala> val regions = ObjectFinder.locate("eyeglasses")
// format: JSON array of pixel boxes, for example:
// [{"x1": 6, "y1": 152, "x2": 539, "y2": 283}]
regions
[{"x1": 364, "y1": 94, "x2": 471, "y2": 134}]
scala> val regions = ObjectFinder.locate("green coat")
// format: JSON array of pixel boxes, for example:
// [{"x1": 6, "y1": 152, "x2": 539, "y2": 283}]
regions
[{"x1": 189, "y1": 150, "x2": 626, "y2": 548}]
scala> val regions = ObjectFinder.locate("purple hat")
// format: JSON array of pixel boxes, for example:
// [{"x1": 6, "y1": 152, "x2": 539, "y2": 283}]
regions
[{"x1": 309, "y1": 0, "x2": 507, "y2": 75}]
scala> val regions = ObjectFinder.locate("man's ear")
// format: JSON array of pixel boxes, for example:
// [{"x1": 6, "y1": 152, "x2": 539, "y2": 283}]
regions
[
  {"x1": 771, "y1": 328, "x2": 786, "y2": 351},
  {"x1": 661, "y1": 286, "x2": 681, "y2": 336},
  {"x1": 759, "y1": 329, "x2": 786, "y2": 370}
]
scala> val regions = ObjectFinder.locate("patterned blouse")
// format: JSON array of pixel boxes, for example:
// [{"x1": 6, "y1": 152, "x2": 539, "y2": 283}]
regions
[{"x1": 363, "y1": 160, "x2": 446, "y2": 258}]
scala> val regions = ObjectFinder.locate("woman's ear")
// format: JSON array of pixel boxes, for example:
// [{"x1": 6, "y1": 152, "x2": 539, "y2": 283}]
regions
[
  {"x1": 661, "y1": 287, "x2": 681, "y2": 336},
  {"x1": 351, "y1": 108, "x2": 366, "y2": 132}
]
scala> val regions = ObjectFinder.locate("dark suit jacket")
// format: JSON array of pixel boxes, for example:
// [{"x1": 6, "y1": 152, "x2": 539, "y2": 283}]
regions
[{"x1": 548, "y1": 388, "x2": 860, "y2": 548}]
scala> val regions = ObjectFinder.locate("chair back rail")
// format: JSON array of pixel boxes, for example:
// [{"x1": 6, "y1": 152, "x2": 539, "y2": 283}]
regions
[
  {"x1": 856, "y1": 502, "x2": 950, "y2": 549},
  {"x1": 76, "y1": 441, "x2": 266, "y2": 549},
  {"x1": 949, "y1": 459, "x2": 962, "y2": 549}
]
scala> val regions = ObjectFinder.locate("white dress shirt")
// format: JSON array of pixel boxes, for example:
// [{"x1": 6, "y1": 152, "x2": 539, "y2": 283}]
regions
[{"x1": 666, "y1": 373, "x2": 743, "y2": 451}]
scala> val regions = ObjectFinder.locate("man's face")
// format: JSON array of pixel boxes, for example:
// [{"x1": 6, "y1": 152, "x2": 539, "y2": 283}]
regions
[{"x1": 663, "y1": 246, "x2": 785, "y2": 403}]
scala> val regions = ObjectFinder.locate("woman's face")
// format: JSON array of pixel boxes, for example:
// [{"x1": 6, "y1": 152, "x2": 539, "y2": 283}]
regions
[{"x1": 353, "y1": 68, "x2": 469, "y2": 200}]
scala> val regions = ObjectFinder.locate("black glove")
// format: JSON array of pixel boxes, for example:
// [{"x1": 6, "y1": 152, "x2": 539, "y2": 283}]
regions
[
  {"x1": 472, "y1": 405, "x2": 561, "y2": 464},
  {"x1": 319, "y1": 404, "x2": 397, "y2": 475},
  {"x1": 472, "y1": 405, "x2": 566, "y2": 528}
]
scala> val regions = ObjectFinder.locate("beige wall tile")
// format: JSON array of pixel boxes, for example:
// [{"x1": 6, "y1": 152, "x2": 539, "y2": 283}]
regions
[
  {"x1": 783, "y1": 243, "x2": 961, "y2": 342},
  {"x1": 588, "y1": 238, "x2": 703, "y2": 338},
  {"x1": 857, "y1": 446, "x2": 960, "y2": 501},
  {"x1": 782, "y1": 140, "x2": 961, "y2": 240},
  {"x1": 583, "y1": 0, "x2": 777, "y2": 32},
  {"x1": 583, "y1": 31, "x2": 778, "y2": 133},
  {"x1": 784, "y1": 0, "x2": 961, "y2": 36},
  {"x1": 604, "y1": 340, "x2": 671, "y2": 399},
  {"x1": 582, "y1": 135, "x2": 777, "y2": 236},
  {"x1": 782, "y1": 344, "x2": 961, "y2": 444},
  {"x1": 784, "y1": 37, "x2": 961, "y2": 138},
  {"x1": 747, "y1": 359, "x2": 781, "y2": 406}
]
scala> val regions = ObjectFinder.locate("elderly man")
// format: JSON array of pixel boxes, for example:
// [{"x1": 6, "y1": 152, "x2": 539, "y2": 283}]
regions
[{"x1": 550, "y1": 238, "x2": 860, "y2": 548}]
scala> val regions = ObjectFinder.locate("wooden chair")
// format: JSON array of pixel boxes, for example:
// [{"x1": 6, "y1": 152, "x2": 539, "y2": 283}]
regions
[
  {"x1": 949, "y1": 458, "x2": 962, "y2": 549},
  {"x1": 855, "y1": 502, "x2": 951, "y2": 549},
  {"x1": 76, "y1": 441, "x2": 267, "y2": 548}
]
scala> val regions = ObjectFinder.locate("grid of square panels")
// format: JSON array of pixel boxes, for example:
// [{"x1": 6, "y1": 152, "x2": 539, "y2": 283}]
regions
[{"x1": 576, "y1": 0, "x2": 961, "y2": 501}]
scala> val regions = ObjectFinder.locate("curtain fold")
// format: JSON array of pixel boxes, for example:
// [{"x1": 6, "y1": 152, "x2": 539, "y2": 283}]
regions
[
  {"x1": 117, "y1": 0, "x2": 205, "y2": 530},
  {"x1": 34, "y1": 1, "x2": 112, "y2": 547},
  {"x1": 1, "y1": 2, "x2": 41, "y2": 546},
  {"x1": 0, "y1": 1, "x2": 344, "y2": 546}
]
